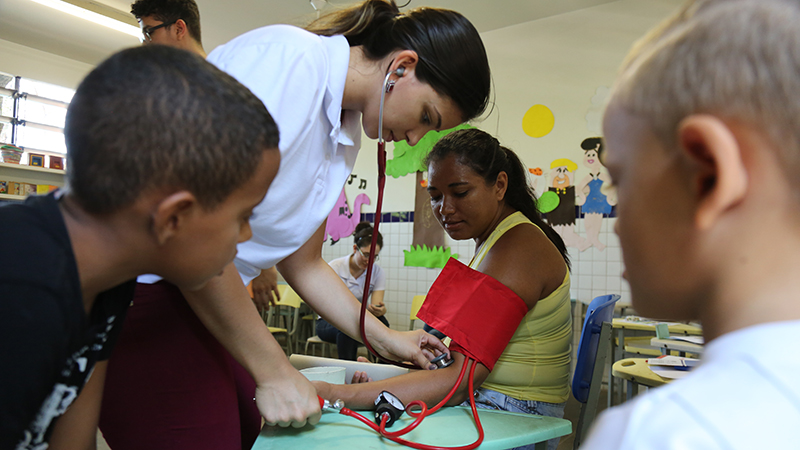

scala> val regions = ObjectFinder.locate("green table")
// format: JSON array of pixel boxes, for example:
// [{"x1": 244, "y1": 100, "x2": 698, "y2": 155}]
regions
[{"x1": 253, "y1": 406, "x2": 572, "y2": 450}]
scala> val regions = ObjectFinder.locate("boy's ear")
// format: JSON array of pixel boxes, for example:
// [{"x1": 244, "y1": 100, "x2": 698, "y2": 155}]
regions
[
  {"x1": 151, "y1": 191, "x2": 199, "y2": 245},
  {"x1": 677, "y1": 115, "x2": 748, "y2": 230}
]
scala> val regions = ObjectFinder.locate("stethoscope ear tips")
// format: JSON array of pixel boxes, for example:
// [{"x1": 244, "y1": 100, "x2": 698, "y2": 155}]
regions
[{"x1": 395, "y1": 67, "x2": 405, "y2": 77}]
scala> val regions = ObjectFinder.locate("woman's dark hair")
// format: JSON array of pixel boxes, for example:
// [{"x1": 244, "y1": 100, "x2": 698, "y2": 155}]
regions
[
  {"x1": 354, "y1": 221, "x2": 384, "y2": 249},
  {"x1": 306, "y1": 0, "x2": 490, "y2": 122},
  {"x1": 425, "y1": 128, "x2": 570, "y2": 268}
]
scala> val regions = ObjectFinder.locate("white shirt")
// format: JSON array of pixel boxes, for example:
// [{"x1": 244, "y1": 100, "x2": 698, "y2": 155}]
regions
[
  {"x1": 328, "y1": 254, "x2": 385, "y2": 303},
  {"x1": 580, "y1": 320, "x2": 800, "y2": 450},
  {"x1": 139, "y1": 25, "x2": 360, "y2": 285}
]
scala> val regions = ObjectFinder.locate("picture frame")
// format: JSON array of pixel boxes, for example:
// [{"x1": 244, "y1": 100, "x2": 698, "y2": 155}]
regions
[
  {"x1": 48, "y1": 156, "x2": 64, "y2": 170},
  {"x1": 28, "y1": 153, "x2": 44, "y2": 167}
]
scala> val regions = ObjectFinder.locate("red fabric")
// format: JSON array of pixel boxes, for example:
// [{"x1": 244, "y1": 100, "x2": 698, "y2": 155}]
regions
[
  {"x1": 99, "y1": 282, "x2": 260, "y2": 450},
  {"x1": 417, "y1": 258, "x2": 528, "y2": 371}
]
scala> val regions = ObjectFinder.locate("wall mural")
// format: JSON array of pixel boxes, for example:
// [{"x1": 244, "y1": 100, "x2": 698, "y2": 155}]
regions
[
  {"x1": 324, "y1": 188, "x2": 370, "y2": 244},
  {"x1": 386, "y1": 124, "x2": 473, "y2": 268},
  {"x1": 576, "y1": 137, "x2": 616, "y2": 250}
]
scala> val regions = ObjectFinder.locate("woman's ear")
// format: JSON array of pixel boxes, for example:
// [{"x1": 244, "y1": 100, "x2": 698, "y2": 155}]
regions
[
  {"x1": 495, "y1": 171, "x2": 509, "y2": 201},
  {"x1": 677, "y1": 114, "x2": 748, "y2": 230},
  {"x1": 391, "y1": 50, "x2": 419, "y2": 77}
]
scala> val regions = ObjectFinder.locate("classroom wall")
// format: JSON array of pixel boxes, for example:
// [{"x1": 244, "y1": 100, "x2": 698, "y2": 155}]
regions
[
  {"x1": 337, "y1": 0, "x2": 684, "y2": 329},
  {"x1": 0, "y1": 39, "x2": 94, "y2": 89}
]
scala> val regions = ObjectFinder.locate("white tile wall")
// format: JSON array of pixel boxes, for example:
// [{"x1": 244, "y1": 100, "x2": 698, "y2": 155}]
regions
[{"x1": 321, "y1": 216, "x2": 629, "y2": 331}]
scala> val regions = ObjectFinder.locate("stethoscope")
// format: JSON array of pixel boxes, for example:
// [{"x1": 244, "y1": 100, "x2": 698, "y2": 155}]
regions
[{"x1": 317, "y1": 66, "x2": 485, "y2": 450}]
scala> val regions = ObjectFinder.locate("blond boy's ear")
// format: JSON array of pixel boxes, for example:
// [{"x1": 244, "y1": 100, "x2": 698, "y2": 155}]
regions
[
  {"x1": 677, "y1": 114, "x2": 748, "y2": 231},
  {"x1": 150, "y1": 191, "x2": 199, "y2": 245}
]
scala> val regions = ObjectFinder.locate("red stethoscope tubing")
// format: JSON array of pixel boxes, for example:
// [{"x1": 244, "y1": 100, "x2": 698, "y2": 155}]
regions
[
  {"x1": 333, "y1": 357, "x2": 484, "y2": 450},
  {"x1": 344, "y1": 72, "x2": 483, "y2": 449}
]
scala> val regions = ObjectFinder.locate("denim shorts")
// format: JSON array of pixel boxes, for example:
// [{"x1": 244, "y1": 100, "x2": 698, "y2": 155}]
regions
[{"x1": 460, "y1": 388, "x2": 566, "y2": 450}]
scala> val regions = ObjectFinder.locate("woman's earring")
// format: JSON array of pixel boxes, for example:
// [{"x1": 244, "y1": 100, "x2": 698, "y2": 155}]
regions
[{"x1": 385, "y1": 80, "x2": 396, "y2": 93}]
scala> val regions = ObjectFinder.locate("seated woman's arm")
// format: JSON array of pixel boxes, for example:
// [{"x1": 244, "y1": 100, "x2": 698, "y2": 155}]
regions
[{"x1": 315, "y1": 351, "x2": 489, "y2": 409}]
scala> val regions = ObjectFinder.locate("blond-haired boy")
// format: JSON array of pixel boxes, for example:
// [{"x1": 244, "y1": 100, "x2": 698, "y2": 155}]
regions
[{"x1": 582, "y1": 0, "x2": 800, "y2": 448}]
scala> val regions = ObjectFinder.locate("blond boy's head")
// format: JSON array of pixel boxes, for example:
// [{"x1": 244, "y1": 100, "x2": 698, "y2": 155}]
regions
[
  {"x1": 609, "y1": 0, "x2": 800, "y2": 193},
  {"x1": 603, "y1": 0, "x2": 800, "y2": 328}
]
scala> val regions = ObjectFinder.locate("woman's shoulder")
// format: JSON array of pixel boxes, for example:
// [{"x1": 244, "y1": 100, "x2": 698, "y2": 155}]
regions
[{"x1": 210, "y1": 25, "x2": 330, "y2": 61}]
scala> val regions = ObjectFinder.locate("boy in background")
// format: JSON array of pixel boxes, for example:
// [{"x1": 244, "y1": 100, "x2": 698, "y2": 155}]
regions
[
  {"x1": 582, "y1": 0, "x2": 800, "y2": 448},
  {"x1": 0, "y1": 45, "x2": 280, "y2": 450}
]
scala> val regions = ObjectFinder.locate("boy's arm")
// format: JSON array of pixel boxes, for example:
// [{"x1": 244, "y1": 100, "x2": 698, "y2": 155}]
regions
[
  {"x1": 181, "y1": 264, "x2": 321, "y2": 427},
  {"x1": 277, "y1": 222, "x2": 448, "y2": 368},
  {"x1": 47, "y1": 361, "x2": 106, "y2": 450}
]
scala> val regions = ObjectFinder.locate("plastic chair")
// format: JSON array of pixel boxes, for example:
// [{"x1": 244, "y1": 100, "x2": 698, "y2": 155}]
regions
[
  {"x1": 409, "y1": 294, "x2": 426, "y2": 330},
  {"x1": 571, "y1": 293, "x2": 620, "y2": 449},
  {"x1": 265, "y1": 285, "x2": 303, "y2": 355}
]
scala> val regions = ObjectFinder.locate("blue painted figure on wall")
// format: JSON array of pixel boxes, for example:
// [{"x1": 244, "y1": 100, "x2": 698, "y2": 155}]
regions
[{"x1": 576, "y1": 137, "x2": 616, "y2": 251}]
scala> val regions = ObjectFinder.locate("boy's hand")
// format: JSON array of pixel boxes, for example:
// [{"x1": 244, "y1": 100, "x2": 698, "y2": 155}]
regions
[{"x1": 255, "y1": 366, "x2": 321, "y2": 428}]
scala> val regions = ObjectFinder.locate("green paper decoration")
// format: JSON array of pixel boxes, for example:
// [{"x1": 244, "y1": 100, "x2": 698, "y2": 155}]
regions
[
  {"x1": 538, "y1": 191, "x2": 560, "y2": 214},
  {"x1": 403, "y1": 245, "x2": 459, "y2": 269},
  {"x1": 386, "y1": 123, "x2": 475, "y2": 178}
]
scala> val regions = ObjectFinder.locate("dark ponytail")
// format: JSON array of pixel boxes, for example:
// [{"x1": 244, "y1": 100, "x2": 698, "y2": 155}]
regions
[
  {"x1": 425, "y1": 128, "x2": 570, "y2": 269},
  {"x1": 305, "y1": 0, "x2": 490, "y2": 122},
  {"x1": 353, "y1": 221, "x2": 384, "y2": 249}
]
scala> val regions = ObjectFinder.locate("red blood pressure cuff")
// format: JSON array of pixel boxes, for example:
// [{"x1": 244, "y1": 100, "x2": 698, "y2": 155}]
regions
[{"x1": 417, "y1": 258, "x2": 528, "y2": 371}]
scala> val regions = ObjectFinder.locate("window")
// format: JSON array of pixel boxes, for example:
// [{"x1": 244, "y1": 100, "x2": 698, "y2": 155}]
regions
[{"x1": 0, "y1": 72, "x2": 74, "y2": 155}]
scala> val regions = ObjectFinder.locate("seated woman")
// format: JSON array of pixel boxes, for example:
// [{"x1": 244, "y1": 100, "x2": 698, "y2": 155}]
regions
[
  {"x1": 314, "y1": 128, "x2": 572, "y2": 450},
  {"x1": 317, "y1": 222, "x2": 390, "y2": 360}
]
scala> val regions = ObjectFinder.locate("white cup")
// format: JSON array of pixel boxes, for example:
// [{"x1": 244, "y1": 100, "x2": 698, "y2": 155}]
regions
[{"x1": 299, "y1": 366, "x2": 346, "y2": 384}]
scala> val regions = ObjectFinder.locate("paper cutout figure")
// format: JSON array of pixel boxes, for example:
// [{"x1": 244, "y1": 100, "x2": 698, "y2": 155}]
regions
[
  {"x1": 386, "y1": 123, "x2": 474, "y2": 178},
  {"x1": 546, "y1": 158, "x2": 587, "y2": 249},
  {"x1": 538, "y1": 191, "x2": 560, "y2": 214},
  {"x1": 403, "y1": 245, "x2": 458, "y2": 269},
  {"x1": 522, "y1": 104, "x2": 555, "y2": 138},
  {"x1": 576, "y1": 137, "x2": 617, "y2": 251},
  {"x1": 324, "y1": 188, "x2": 370, "y2": 244}
]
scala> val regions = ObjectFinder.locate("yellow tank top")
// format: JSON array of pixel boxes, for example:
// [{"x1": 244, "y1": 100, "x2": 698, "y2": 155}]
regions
[{"x1": 471, "y1": 211, "x2": 572, "y2": 403}]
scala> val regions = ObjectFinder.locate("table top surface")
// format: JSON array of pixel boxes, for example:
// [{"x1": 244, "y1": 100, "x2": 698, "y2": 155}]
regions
[
  {"x1": 612, "y1": 358, "x2": 670, "y2": 388},
  {"x1": 650, "y1": 337, "x2": 704, "y2": 353},
  {"x1": 252, "y1": 406, "x2": 572, "y2": 450},
  {"x1": 612, "y1": 318, "x2": 703, "y2": 335}
]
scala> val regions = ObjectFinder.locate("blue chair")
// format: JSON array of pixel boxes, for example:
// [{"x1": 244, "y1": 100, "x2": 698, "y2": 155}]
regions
[{"x1": 571, "y1": 294, "x2": 621, "y2": 448}]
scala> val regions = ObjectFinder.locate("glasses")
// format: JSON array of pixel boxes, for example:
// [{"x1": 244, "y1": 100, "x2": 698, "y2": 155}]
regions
[
  {"x1": 142, "y1": 19, "x2": 178, "y2": 42},
  {"x1": 358, "y1": 247, "x2": 380, "y2": 261}
]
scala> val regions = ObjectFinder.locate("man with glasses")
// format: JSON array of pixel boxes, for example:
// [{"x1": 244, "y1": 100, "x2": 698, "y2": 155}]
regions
[
  {"x1": 132, "y1": 0, "x2": 206, "y2": 57},
  {"x1": 316, "y1": 222, "x2": 390, "y2": 361}
]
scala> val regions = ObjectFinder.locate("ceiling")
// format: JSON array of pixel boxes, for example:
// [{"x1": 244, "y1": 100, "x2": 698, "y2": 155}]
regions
[{"x1": 0, "y1": 0, "x2": 618, "y2": 66}]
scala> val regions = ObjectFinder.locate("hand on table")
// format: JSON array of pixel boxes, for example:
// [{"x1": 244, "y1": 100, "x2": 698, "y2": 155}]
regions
[
  {"x1": 251, "y1": 267, "x2": 280, "y2": 312},
  {"x1": 255, "y1": 366, "x2": 321, "y2": 428}
]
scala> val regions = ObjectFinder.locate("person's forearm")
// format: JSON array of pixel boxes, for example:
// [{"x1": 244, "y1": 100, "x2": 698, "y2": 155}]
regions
[
  {"x1": 182, "y1": 262, "x2": 293, "y2": 382},
  {"x1": 323, "y1": 353, "x2": 487, "y2": 409}
]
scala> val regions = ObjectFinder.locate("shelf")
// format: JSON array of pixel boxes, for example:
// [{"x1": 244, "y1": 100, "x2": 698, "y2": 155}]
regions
[
  {"x1": 0, "y1": 161, "x2": 65, "y2": 174},
  {"x1": 0, "y1": 193, "x2": 27, "y2": 201}
]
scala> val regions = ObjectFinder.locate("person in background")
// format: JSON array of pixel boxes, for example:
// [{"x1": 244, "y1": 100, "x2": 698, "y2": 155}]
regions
[
  {"x1": 132, "y1": 0, "x2": 206, "y2": 57},
  {"x1": 101, "y1": 1, "x2": 490, "y2": 448},
  {"x1": 317, "y1": 222, "x2": 390, "y2": 361},
  {"x1": 0, "y1": 45, "x2": 279, "y2": 450},
  {"x1": 580, "y1": 1, "x2": 800, "y2": 448},
  {"x1": 315, "y1": 128, "x2": 573, "y2": 450}
]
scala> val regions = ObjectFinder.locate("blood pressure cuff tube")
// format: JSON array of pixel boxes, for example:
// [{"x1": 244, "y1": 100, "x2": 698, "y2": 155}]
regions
[{"x1": 416, "y1": 258, "x2": 528, "y2": 371}]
